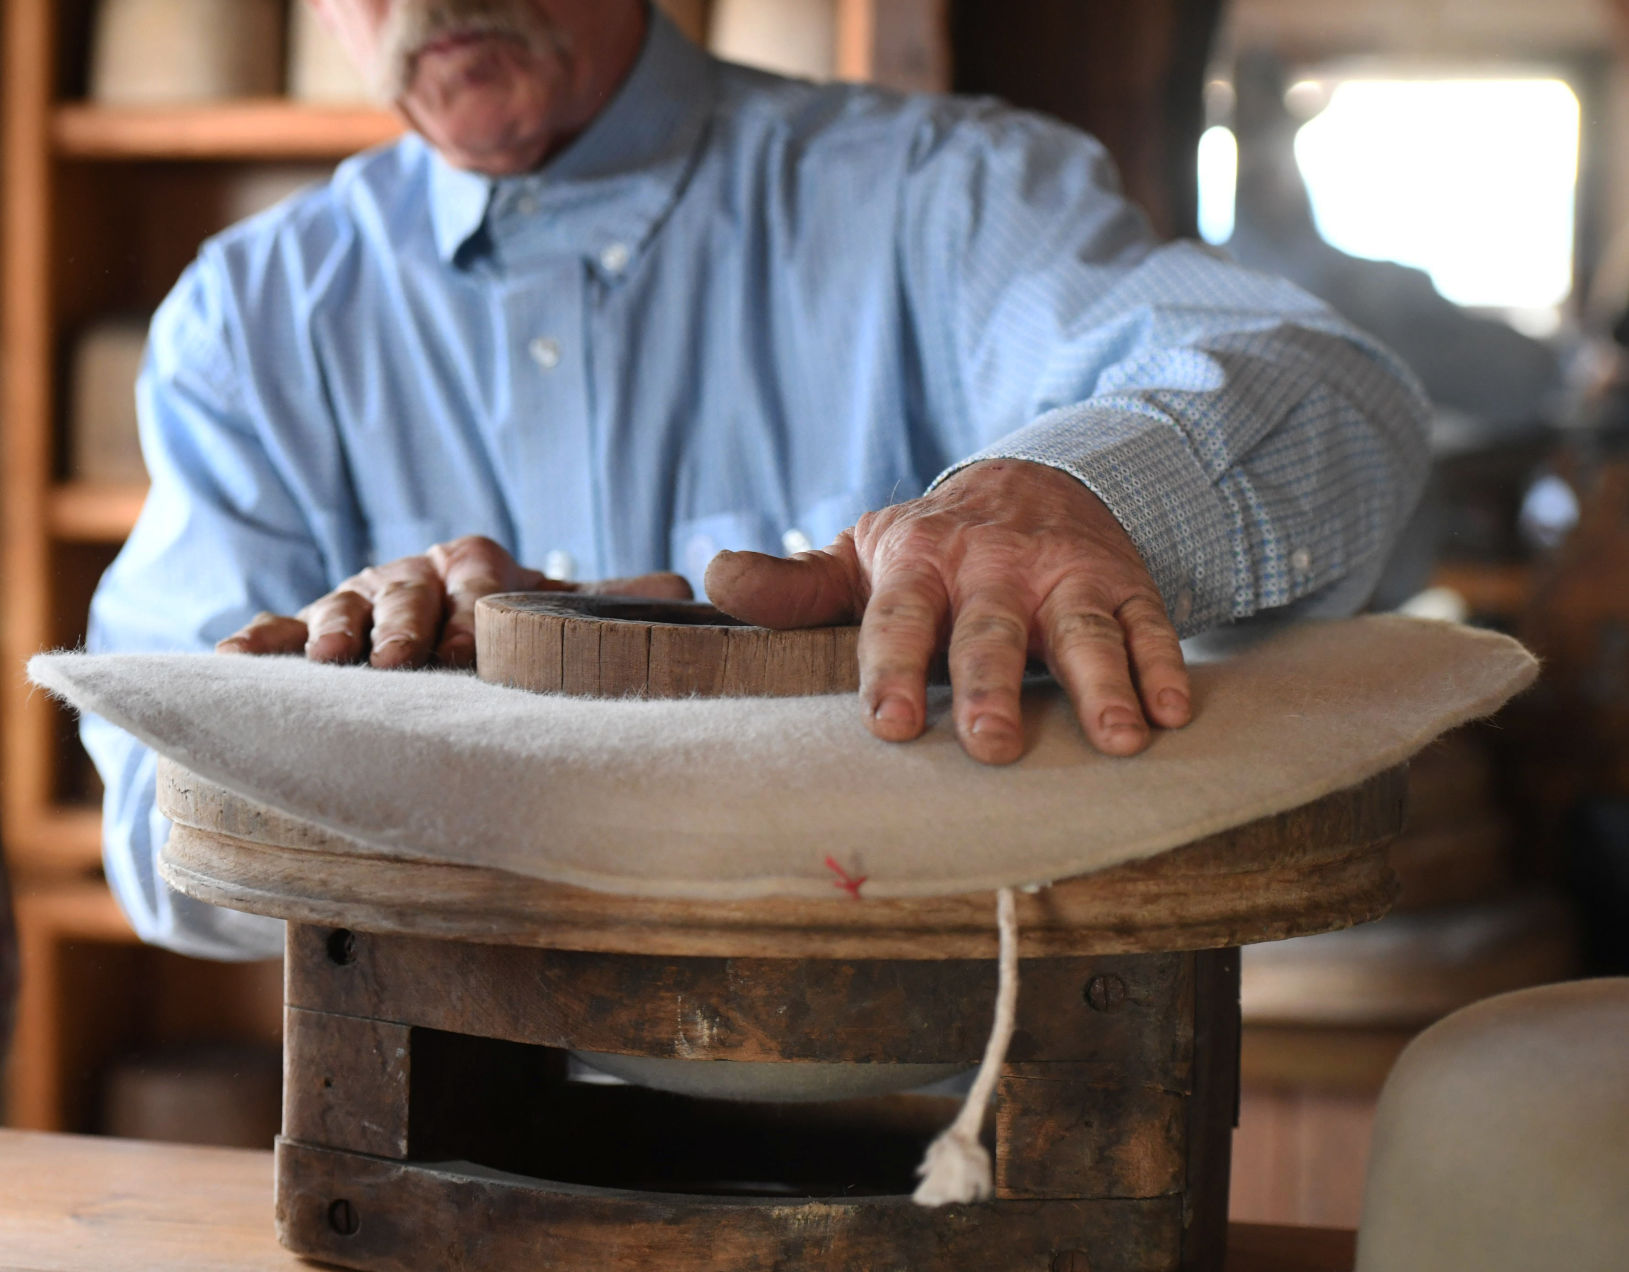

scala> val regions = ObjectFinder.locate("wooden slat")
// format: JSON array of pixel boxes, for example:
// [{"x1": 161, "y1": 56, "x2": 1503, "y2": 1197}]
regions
[
  {"x1": 283, "y1": 1007, "x2": 411, "y2": 1160},
  {"x1": 285, "y1": 926, "x2": 1192, "y2": 1073},
  {"x1": 52, "y1": 100, "x2": 402, "y2": 160},
  {"x1": 6, "y1": 804, "x2": 108, "y2": 876},
  {"x1": 997, "y1": 1068, "x2": 1188, "y2": 1200},
  {"x1": 5, "y1": 879, "x2": 144, "y2": 1131},
  {"x1": 2, "y1": 0, "x2": 59, "y2": 859},
  {"x1": 1184, "y1": 947, "x2": 1242, "y2": 1270},
  {"x1": 275, "y1": 1141, "x2": 1186, "y2": 1272},
  {"x1": 48, "y1": 481, "x2": 147, "y2": 542}
]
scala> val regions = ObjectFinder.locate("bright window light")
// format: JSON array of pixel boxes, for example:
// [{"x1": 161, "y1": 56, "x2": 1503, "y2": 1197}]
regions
[
  {"x1": 1197, "y1": 125, "x2": 1238, "y2": 246},
  {"x1": 1294, "y1": 78, "x2": 1580, "y2": 312}
]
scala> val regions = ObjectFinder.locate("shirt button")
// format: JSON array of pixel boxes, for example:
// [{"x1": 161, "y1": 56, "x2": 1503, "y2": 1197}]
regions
[
  {"x1": 781, "y1": 527, "x2": 813, "y2": 555},
  {"x1": 1170, "y1": 586, "x2": 1194, "y2": 626},
  {"x1": 515, "y1": 195, "x2": 538, "y2": 217},
  {"x1": 528, "y1": 336, "x2": 561, "y2": 370},
  {"x1": 543, "y1": 550, "x2": 576, "y2": 582},
  {"x1": 599, "y1": 241, "x2": 631, "y2": 274},
  {"x1": 1290, "y1": 547, "x2": 1313, "y2": 576}
]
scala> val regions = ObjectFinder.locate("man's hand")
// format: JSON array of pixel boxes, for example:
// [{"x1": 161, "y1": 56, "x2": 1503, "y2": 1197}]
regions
[
  {"x1": 705, "y1": 460, "x2": 1191, "y2": 764},
  {"x1": 217, "y1": 534, "x2": 691, "y2": 670}
]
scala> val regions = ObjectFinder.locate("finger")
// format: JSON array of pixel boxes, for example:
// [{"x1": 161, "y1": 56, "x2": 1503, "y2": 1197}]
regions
[
  {"x1": 1118, "y1": 593, "x2": 1191, "y2": 729},
  {"x1": 857, "y1": 561, "x2": 949, "y2": 743},
  {"x1": 705, "y1": 535, "x2": 865, "y2": 629},
  {"x1": 299, "y1": 590, "x2": 374, "y2": 663},
  {"x1": 216, "y1": 612, "x2": 308, "y2": 656},
  {"x1": 945, "y1": 586, "x2": 1033, "y2": 765},
  {"x1": 428, "y1": 538, "x2": 541, "y2": 667},
  {"x1": 368, "y1": 568, "x2": 444, "y2": 669},
  {"x1": 440, "y1": 574, "x2": 561, "y2": 668},
  {"x1": 1037, "y1": 582, "x2": 1149, "y2": 756},
  {"x1": 586, "y1": 571, "x2": 695, "y2": 601}
]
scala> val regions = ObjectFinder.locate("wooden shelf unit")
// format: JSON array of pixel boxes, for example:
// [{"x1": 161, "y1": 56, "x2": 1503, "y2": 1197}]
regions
[
  {"x1": 52, "y1": 100, "x2": 401, "y2": 160},
  {"x1": 48, "y1": 481, "x2": 147, "y2": 543},
  {"x1": 0, "y1": 0, "x2": 412, "y2": 1132}
]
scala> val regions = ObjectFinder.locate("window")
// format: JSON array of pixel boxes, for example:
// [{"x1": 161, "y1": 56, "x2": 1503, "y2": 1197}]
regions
[{"x1": 1200, "y1": 73, "x2": 1582, "y2": 334}]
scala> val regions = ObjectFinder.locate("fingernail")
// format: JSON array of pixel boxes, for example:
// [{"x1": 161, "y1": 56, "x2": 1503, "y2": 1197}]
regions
[
  {"x1": 1101, "y1": 707, "x2": 1143, "y2": 733},
  {"x1": 872, "y1": 696, "x2": 915, "y2": 728},
  {"x1": 372, "y1": 634, "x2": 411, "y2": 650},
  {"x1": 215, "y1": 639, "x2": 246, "y2": 654},
  {"x1": 1157, "y1": 689, "x2": 1189, "y2": 715},
  {"x1": 970, "y1": 715, "x2": 1017, "y2": 744}
]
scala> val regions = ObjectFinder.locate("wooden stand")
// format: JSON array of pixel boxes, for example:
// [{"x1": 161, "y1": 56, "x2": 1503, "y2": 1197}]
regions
[{"x1": 156, "y1": 762, "x2": 1403, "y2": 1272}]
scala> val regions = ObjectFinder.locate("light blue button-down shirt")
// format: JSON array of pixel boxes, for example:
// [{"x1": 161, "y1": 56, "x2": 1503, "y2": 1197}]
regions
[{"x1": 84, "y1": 13, "x2": 1428, "y2": 957}]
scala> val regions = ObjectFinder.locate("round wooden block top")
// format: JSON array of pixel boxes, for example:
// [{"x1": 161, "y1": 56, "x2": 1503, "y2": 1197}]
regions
[
  {"x1": 474, "y1": 593, "x2": 860, "y2": 698},
  {"x1": 155, "y1": 758, "x2": 1405, "y2": 960}
]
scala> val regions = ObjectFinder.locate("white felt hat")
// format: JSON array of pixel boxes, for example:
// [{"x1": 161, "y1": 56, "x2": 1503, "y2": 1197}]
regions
[
  {"x1": 1356, "y1": 978, "x2": 1629, "y2": 1272},
  {"x1": 30, "y1": 616, "x2": 1535, "y2": 901}
]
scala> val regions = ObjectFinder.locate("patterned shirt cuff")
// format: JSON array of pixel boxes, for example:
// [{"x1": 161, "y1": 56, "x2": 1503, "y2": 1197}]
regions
[{"x1": 932, "y1": 403, "x2": 1236, "y2": 637}]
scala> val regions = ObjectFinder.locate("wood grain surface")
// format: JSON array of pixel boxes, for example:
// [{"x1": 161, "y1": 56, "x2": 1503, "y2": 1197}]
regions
[
  {"x1": 476, "y1": 592, "x2": 862, "y2": 698},
  {"x1": 156, "y1": 761, "x2": 1403, "y2": 959},
  {"x1": 278, "y1": 1140, "x2": 1187, "y2": 1271},
  {"x1": 283, "y1": 926, "x2": 1194, "y2": 1068},
  {"x1": 0, "y1": 1130, "x2": 1354, "y2": 1271}
]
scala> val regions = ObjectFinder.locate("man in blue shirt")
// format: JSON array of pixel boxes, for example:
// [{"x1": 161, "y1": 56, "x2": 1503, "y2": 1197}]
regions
[{"x1": 86, "y1": 0, "x2": 1429, "y2": 956}]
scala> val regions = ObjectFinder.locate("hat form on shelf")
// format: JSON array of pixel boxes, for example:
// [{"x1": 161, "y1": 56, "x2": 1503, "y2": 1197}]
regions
[{"x1": 89, "y1": 0, "x2": 285, "y2": 104}]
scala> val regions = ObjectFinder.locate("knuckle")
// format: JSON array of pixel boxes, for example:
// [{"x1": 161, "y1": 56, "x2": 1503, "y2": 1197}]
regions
[
  {"x1": 1121, "y1": 592, "x2": 1175, "y2": 627},
  {"x1": 373, "y1": 578, "x2": 435, "y2": 605},
  {"x1": 1051, "y1": 610, "x2": 1123, "y2": 649},
  {"x1": 953, "y1": 610, "x2": 1029, "y2": 649},
  {"x1": 305, "y1": 590, "x2": 365, "y2": 620},
  {"x1": 438, "y1": 533, "x2": 503, "y2": 562},
  {"x1": 867, "y1": 596, "x2": 940, "y2": 633},
  {"x1": 956, "y1": 656, "x2": 1022, "y2": 693},
  {"x1": 448, "y1": 575, "x2": 502, "y2": 601}
]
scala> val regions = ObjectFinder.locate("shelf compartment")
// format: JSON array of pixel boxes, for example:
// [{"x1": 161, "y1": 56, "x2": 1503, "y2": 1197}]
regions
[
  {"x1": 7, "y1": 804, "x2": 105, "y2": 877},
  {"x1": 53, "y1": 100, "x2": 402, "y2": 160},
  {"x1": 49, "y1": 482, "x2": 146, "y2": 542}
]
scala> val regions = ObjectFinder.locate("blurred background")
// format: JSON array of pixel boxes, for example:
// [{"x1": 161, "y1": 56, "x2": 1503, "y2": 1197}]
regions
[{"x1": 2, "y1": 0, "x2": 1627, "y2": 1233}]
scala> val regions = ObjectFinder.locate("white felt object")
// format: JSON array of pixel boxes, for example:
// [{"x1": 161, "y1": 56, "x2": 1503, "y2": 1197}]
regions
[
  {"x1": 30, "y1": 616, "x2": 1536, "y2": 900},
  {"x1": 1355, "y1": 979, "x2": 1629, "y2": 1272}
]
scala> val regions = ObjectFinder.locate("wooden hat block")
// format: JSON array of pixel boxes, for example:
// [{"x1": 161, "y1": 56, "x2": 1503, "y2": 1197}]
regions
[{"x1": 156, "y1": 595, "x2": 1404, "y2": 1272}]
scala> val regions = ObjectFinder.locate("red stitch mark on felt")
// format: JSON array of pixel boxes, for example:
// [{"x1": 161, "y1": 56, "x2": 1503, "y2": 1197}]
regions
[{"x1": 824, "y1": 856, "x2": 867, "y2": 900}]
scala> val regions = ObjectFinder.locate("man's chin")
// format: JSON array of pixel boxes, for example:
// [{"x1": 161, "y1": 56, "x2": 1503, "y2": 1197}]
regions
[{"x1": 403, "y1": 92, "x2": 554, "y2": 174}]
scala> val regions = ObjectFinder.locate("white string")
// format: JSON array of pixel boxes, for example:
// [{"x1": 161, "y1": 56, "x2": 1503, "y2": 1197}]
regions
[{"x1": 912, "y1": 886, "x2": 1020, "y2": 1207}]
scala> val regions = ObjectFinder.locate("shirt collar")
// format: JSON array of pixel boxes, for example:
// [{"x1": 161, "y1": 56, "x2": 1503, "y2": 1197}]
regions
[{"x1": 425, "y1": 8, "x2": 715, "y2": 268}]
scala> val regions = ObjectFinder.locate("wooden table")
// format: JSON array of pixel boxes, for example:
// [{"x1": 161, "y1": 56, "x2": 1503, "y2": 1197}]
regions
[{"x1": 0, "y1": 1130, "x2": 1357, "y2": 1271}]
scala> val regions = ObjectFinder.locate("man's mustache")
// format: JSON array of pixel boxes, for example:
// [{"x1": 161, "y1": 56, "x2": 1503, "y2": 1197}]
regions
[{"x1": 372, "y1": 0, "x2": 565, "y2": 100}]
